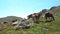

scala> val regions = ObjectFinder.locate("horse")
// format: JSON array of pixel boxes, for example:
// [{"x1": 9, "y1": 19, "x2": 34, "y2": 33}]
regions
[
  {"x1": 32, "y1": 13, "x2": 41, "y2": 23},
  {"x1": 27, "y1": 13, "x2": 41, "y2": 23},
  {"x1": 45, "y1": 12, "x2": 55, "y2": 22},
  {"x1": 27, "y1": 14, "x2": 32, "y2": 19}
]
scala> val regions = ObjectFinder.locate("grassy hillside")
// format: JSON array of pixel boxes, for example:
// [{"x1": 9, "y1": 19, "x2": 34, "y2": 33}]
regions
[
  {"x1": 0, "y1": 16, "x2": 60, "y2": 34},
  {"x1": 49, "y1": 6, "x2": 60, "y2": 16},
  {"x1": 0, "y1": 16, "x2": 23, "y2": 24},
  {"x1": 39, "y1": 6, "x2": 60, "y2": 16}
]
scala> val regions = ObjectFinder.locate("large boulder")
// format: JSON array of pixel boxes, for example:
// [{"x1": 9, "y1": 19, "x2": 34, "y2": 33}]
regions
[{"x1": 13, "y1": 19, "x2": 34, "y2": 30}]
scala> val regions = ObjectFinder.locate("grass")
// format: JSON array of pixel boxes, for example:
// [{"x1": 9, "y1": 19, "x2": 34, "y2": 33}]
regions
[{"x1": 0, "y1": 16, "x2": 60, "y2": 34}]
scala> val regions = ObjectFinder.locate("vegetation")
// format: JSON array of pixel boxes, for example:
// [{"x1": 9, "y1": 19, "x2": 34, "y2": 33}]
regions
[{"x1": 0, "y1": 16, "x2": 60, "y2": 34}]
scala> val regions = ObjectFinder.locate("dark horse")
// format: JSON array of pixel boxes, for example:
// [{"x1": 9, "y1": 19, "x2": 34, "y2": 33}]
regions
[
  {"x1": 45, "y1": 12, "x2": 55, "y2": 22},
  {"x1": 27, "y1": 14, "x2": 32, "y2": 19}
]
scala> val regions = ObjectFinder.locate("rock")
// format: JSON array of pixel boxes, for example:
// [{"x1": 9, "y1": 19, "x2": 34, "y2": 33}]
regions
[
  {"x1": 13, "y1": 19, "x2": 34, "y2": 30},
  {"x1": 43, "y1": 27, "x2": 48, "y2": 31}
]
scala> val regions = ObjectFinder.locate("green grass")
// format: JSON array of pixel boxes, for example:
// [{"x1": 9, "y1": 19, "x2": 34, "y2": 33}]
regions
[{"x1": 0, "y1": 16, "x2": 60, "y2": 34}]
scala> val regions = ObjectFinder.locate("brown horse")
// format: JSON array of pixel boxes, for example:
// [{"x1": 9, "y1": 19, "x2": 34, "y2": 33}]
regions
[
  {"x1": 27, "y1": 13, "x2": 41, "y2": 23},
  {"x1": 45, "y1": 12, "x2": 55, "y2": 22}
]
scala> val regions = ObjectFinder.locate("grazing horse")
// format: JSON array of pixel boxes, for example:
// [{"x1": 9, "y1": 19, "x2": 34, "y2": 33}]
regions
[
  {"x1": 45, "y1": 12, "x2": 55, "y2": 22},
  {"x1": 27, "y1": 13, "x2": 41, "y2": 23},
  {"x1": 32, "y1": 13, "x2": 41, "y2": 23}
]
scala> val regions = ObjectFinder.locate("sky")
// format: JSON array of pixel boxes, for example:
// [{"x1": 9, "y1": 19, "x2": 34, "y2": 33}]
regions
[{"x1": 0, "y1": 0, "x2": 60, "y2": 18}]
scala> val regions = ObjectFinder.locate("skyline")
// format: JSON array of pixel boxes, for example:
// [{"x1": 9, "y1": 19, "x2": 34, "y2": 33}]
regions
[{"x1": 0, "y1": 0, "x2": 60, "y2": 18}]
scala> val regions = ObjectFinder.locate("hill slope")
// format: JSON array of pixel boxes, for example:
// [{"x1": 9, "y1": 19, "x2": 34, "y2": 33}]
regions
[
  {"x1": 0, "y1": 16, "x2": 23, "y2": 24},
  {"x1": 0, "y1": 16, "x2": 60, "y2": 34},
  {"x1": 49, "y1": 6, "x2": 60, "y2": 16},
  {"x1": 39, "y1": 6, "x2": 60, "y2": 16}
]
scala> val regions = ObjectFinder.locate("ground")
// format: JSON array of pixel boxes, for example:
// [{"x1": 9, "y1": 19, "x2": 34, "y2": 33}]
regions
[{"x1": 0, "y1": 16, "x2": 60, "y2": 34}]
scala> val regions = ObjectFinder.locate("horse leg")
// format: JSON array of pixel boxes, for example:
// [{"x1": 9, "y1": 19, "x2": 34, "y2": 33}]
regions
[
  {"x1": 36, "y1": 17, "x2": 39, "y2": 23},
  {"x1": 45, "y1": 17, "x2": 47, "y2": 22},
  {"x1": 52, "y1": 16, "x2": 55, "y2": 21},
  {"x1": 32, "y1": 17, "x2": 36, "y2": 23}
]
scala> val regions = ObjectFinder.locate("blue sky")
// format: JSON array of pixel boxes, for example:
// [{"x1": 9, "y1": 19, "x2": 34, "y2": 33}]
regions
[{"x1": 0, "y1": 0, "x2": 60, "y2": 18}]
